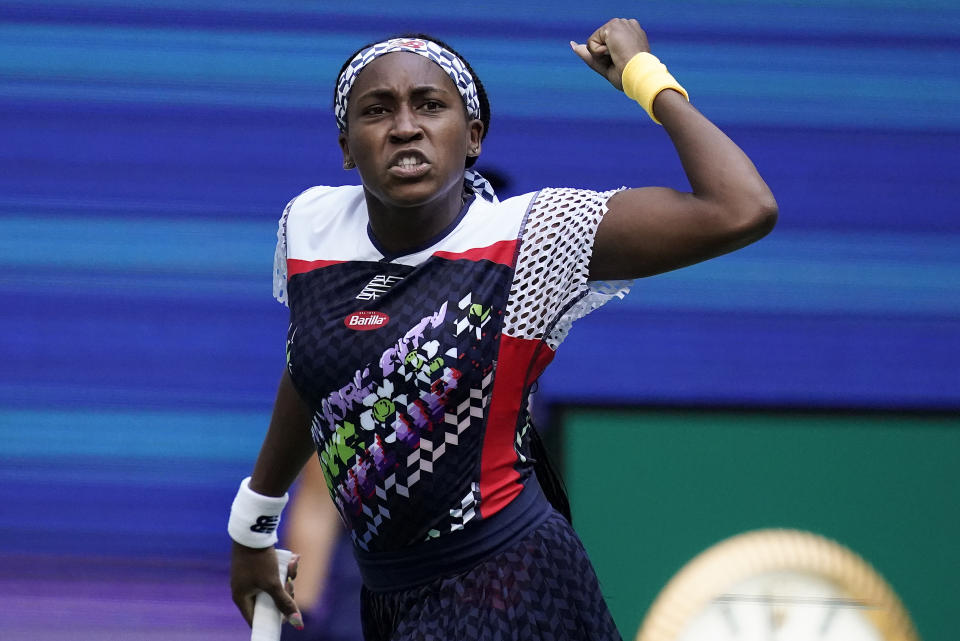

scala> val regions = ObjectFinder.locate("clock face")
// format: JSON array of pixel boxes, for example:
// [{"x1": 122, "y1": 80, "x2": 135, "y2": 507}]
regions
[
  {"x1": 676, "y1": 571, "x2": 883, "y2": 641},
  {"x1": 637, "y1": 530, "x2": 918, "y2": 641}
]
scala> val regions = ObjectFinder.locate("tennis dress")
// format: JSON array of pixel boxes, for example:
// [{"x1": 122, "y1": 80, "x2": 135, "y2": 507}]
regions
[{"x1": 275, "y1": 183, "x2": 630, "y2": 641}]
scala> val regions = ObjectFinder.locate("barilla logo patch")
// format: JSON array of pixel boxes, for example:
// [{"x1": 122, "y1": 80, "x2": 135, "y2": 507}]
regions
[{"x1": 344, "y1": 310, "x2": 389, "y2": 331}]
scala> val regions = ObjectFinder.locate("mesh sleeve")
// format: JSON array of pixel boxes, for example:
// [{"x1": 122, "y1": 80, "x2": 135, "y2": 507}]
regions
[
  {"x1": 272, "y1": 197, "x2": 296, "y2": 306},
  {"x1": 503, "y1": 187, "x2": 632, "y2": 350}
]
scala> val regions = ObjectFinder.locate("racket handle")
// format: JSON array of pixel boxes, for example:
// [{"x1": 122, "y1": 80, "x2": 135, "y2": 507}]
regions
[{"x1": 250, "y1": 548, "x2": 293, "y2": 641}]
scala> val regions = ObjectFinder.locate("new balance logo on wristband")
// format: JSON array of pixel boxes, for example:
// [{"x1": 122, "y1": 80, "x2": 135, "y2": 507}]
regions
[
  {"x1": 250, "y1": 515, "x2": 280, "y2": 534},
  {"x1": 228, "y1": 477, "x2": 288, "y2": 547}
]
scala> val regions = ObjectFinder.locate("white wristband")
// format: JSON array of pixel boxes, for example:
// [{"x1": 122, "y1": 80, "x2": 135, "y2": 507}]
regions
[{"x1": 228, "y1": 477, "x2": 290, "y2": 548}]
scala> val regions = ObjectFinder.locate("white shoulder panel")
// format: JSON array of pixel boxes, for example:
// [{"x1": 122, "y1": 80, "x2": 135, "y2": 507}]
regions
[
  {"x1": 284, "y1": 185, "x2": 378, "y2": 262},
  {"x1": 502, "y1": 187, "x2": 632, "y2": 348},
  {"x1": 273, "y1": 185, "x2": 372, "y2": 305}
]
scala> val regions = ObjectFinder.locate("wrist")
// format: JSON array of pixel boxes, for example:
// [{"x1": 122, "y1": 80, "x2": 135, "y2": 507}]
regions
[
  {"x1": 227, "y1": 476, "x2": 290, "y2": 548},
  {"x1": 620, "y1": 52, "x2": 689, "y2": 125},
  {"x1": 651, "y1": 87, "x2": 689, "y2": 123}
]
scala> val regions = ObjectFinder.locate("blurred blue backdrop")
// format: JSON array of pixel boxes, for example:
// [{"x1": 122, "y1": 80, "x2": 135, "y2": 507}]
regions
[{"x1": 0, "y1": 1, "x2": 958, "y2": 638}]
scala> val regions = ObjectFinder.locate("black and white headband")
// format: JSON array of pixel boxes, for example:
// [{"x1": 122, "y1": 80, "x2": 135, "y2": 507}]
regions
[{"x1": 334, "y1": 37, "x2": 481, "y2": 133}]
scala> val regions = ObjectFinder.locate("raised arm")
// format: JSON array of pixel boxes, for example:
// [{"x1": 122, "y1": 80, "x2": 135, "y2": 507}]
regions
[
  {"x1": 230, "y1": 369, "x2": 316, "y2": 631},
  {"x1": 571, "y1": 18, "x2": 778, "y2": 280}
]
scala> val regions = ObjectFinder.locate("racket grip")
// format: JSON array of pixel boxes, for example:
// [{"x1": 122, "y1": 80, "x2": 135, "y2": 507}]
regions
[{"x1": 250, "y1": 548, "x2": 293, "y2": 641}]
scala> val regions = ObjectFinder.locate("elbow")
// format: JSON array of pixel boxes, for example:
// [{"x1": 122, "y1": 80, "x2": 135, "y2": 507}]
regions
[
  {"x1": 753, "y1": 194, "x2": 779, "y2": 238},
  {"x1": 734, "y1": 191, "x2": 778, "y2": 244},
  {"x1": 705, "y1": 193, "x2": 778, "y2": 257}
]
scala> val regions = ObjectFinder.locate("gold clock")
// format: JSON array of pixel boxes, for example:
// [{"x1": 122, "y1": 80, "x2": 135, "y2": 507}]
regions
[{"x1": 636, "y1": 528, "x2": 919, "y2": 641}]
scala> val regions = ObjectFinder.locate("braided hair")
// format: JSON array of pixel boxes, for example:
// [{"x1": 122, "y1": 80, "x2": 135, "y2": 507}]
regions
[{"x1": 333, "y1": 33, "x2": 491, "y2": 169}]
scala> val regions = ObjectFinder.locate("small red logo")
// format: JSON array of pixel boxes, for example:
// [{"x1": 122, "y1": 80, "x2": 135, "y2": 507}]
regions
[
  {"x1": 397, "y1": 39, "x2": 425, "y2": 49},
  {"x1": 344, "y1": 310, "x2": 389, "y2": 331}
]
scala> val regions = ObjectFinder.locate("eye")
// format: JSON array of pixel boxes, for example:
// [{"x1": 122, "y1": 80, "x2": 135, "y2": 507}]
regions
[
  {"x1": 423, "y1": 100, "x2": 444, "y2": 112},
  {"x1": 361, "y1": 105, "x2": 386, "y2": 116}
]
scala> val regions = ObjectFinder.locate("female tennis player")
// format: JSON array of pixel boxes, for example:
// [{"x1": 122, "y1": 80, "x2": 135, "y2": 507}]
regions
[{"x1": 229, "y1": 18, "x2": 777, "y2": 641}]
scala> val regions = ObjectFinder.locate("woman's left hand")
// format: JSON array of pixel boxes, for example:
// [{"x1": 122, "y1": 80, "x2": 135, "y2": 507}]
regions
[
  {"x1": 570, "y1": 18, "x2": 650, "y2": 91},
  {"x1": 571, "y1": 20, "x2": 778, "y2": 281}
]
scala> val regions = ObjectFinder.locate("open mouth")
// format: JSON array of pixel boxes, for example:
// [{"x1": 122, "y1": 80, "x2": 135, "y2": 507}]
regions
[
  {"x1": 395, "y1": 155, "x2": 426, "y2": 168},
  {"x1": 389, "y1": 154, "x2": 431, "y2": 178}
]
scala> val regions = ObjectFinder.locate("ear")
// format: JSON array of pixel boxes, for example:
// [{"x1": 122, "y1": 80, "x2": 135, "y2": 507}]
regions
[
  {"x1": 339, "y1": 133, "x2": 355, "y2": 169},
  {"x1": 466, "y1": 119, "x2": 484, "y2": 158}
]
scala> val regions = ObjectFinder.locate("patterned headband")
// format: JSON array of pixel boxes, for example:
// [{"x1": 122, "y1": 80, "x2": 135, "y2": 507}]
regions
[{"x1": 334, "y1": 37, "x2": 481, "y2": 133}]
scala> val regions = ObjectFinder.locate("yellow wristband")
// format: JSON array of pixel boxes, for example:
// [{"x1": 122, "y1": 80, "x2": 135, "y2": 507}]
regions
[{"x1": 621, "y1": 52, "x2": 689, "y2": 125}]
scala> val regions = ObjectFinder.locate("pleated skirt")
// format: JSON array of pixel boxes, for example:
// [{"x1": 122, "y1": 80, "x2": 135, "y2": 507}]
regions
[{"x1": 359, "y1": 511, "x2": 623, "y2": 641}]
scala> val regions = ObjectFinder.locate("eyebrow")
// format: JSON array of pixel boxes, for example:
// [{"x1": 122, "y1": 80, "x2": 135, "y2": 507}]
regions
[{"x1": 353, "y1": 85, "x2": 451, "y2": 103}]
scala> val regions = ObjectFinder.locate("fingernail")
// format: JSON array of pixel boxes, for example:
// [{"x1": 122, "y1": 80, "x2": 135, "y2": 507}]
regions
[{"x1": 289, "y1": 613, "x2": 304, "y2": 630}]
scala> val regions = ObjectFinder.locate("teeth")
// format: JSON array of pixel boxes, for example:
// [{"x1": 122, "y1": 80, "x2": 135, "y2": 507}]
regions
[{"x1": 397, "y1": 156, "x2": 423, "y2": 168}]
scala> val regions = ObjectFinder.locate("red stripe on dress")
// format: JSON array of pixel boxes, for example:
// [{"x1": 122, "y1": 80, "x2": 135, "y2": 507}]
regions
[
  {"x1": 432, "y1": 239, "x2": 518, "y2": 267},
  {"x1": 287, "y1": 258, "x2": 345, "y2": 277},
  {"x1": 479, "y1": 334, "x2": 556, "y2": 518}
]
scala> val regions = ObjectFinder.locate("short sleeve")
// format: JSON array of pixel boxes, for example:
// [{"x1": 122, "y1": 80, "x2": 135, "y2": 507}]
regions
[
  {"x1": 272, "y1": 197, "x2": 296, "y2": 306},
  {"x1": 504, "y1": 187, "x2": 632, "y2": 350}
]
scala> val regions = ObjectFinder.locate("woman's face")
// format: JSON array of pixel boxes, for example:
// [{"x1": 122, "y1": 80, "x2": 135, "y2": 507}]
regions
[{"x1": 339, "y1": 52, "x2": 483, "y2": 209}]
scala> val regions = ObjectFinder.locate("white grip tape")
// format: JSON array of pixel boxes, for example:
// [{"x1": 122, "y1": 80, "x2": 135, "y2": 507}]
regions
[
  {"x1": 228, "y1": 477, "x2": 290, "y2": 548},
  {"x1": 251, "y1": 548, "x2": 293, "y2": 641}
]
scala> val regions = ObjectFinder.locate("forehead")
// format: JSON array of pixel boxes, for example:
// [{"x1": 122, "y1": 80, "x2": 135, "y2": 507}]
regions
[{"x1": 349, "y1": 52, "x2": 459, "y2": 100}]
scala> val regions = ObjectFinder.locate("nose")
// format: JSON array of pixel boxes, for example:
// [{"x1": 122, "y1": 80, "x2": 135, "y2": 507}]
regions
[{"x1": 389, "y1": 104, "x2": 423, "y2": 143}]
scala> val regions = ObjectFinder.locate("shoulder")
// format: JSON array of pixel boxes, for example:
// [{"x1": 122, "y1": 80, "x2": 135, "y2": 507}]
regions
[
  {"x1": 527, "y1": 187, "x2": 622, "y2": 215},
  {"x1": 470, "y1": 191, "x2": 539, "y2": 220},
  {"x1": 283, "y1": 185, "x2": 378, "y2": 264},
  {"x1": 282, "y1": 185, "x2": 366, "y2": 241},
  {"x1": 459, "y1": 188, "x2": 621, "y2": 240},
  {"x1": 510, "y1": 186, "x2": 624, "y2": 275},
  {"x1": 518, "y1": 187, "x2": 623, "y2": 239},
  {"x1": 285, "y1": 185, "x2": 365, "y2": 219}
]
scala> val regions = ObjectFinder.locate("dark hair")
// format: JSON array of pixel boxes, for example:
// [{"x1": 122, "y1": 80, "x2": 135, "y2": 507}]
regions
[{"x1": 334, "y1": 33, "x2": 491, "y2": 169}]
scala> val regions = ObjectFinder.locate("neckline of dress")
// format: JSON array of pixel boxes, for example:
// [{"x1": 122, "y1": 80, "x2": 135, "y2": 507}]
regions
[{"x1": 366, "y1": 193, "x2": 477, "y2": 262}]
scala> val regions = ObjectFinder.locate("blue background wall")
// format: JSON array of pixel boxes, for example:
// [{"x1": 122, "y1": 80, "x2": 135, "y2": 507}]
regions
[{"x1": 0, "y1": 1, "x2": 958, "y2": 638}]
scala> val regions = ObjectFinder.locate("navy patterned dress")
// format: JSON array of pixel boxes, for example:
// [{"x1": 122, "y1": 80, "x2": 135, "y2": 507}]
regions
[{"x1": 275, "y1": 183, "x2": 629, "y2": 640}]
